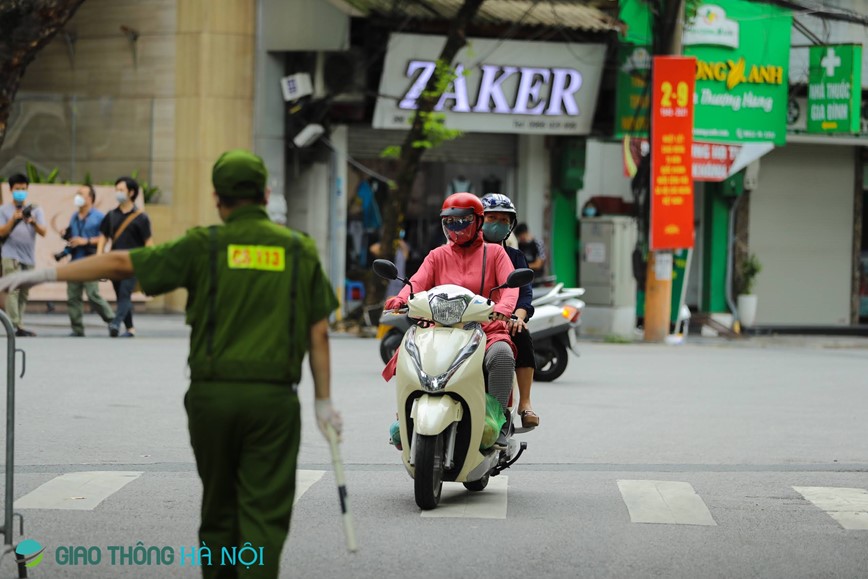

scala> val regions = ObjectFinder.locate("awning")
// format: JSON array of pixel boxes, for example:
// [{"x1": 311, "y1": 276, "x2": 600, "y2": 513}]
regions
[{"x1": 327, "y1": 0, "x2": 621, "y2": 33}]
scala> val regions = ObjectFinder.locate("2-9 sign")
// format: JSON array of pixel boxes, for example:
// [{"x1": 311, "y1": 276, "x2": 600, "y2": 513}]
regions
[
  {"x1": 650, "y1": 57, "x2": 696, "y2": 251},
  {"x1": 660, "y1": 81, "x2": 690, "y2": 108}
]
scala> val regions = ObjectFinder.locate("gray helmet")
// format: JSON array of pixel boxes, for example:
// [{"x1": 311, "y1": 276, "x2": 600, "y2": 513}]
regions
[{"x1": 481, "y1": 193, "x2": 517, "y2": 216}]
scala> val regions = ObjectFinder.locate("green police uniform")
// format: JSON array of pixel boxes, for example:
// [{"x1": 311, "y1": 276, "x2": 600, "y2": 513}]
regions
[{"x1": 129, "y1": 151, "x2": 338, "y2": 579}]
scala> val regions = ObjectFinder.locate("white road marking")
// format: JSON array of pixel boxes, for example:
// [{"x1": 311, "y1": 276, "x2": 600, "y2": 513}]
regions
[
  {"x1": 421, "y1": 476, "x2": 509, "y2": 519},
  {"x1": 295, "y1": 470, "x2": 325, "y2": 505},
  {"x1": 14, "y1": 471, "x2": 143, "y2": 510},
  {"x1": 793, "y1": 486, "x2": 868, "y2": 530},
  {"x1": 617, "y1": 480, "x2": 717, "y2": 526}
]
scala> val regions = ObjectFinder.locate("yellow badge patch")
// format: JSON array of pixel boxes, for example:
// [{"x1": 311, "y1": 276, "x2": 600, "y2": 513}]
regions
[{"x1": 227, "y1": 245, "x2": 286, "y2": 271}]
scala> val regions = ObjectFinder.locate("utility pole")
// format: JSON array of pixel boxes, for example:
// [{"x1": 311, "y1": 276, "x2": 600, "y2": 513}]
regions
[{"x1": 643, "y1": 0, "x2": 687, "y2": 343}]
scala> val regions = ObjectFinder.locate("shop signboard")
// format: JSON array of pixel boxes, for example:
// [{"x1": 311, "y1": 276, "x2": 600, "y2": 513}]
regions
[
  {"x1": 650, "y1": 56, "x2": 696, "y2": 251},
  {"x1": 373, "y1": 33, "x2": 606, "y2": 135},
  {"x1": 807, "y1": 44, "x2": 863, "y2": 134},
  {"x1": 625, "y1": 136, "x2": 772, "y2": 182},
  {"x1": 615, "y1": 44, "x2": 651, "y2": 137},
  {"x1": 683, "y1": 1, "x2": 792, "y2": 145}
]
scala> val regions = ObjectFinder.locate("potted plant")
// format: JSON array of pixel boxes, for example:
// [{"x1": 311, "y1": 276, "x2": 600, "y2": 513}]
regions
[{"x1": 737, "y1": 253, "x2": 762, "y2": 328}]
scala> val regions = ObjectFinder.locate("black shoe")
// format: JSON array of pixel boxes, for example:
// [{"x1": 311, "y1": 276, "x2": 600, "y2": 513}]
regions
[
  {"x1": 109, "y1": 325, "x2": 119, "y2": 337},
  {"x1": 493, "y1": 410, "x2": 512, "y2": 450},
  {"x1": 68, "y1": 332, "x2": 85, "y2": 337},
  {"x1": 15, "y1": 327, "x2": 36, "y2": 337}
]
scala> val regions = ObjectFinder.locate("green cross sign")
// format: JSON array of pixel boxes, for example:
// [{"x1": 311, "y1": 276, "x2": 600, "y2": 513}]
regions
[{"x1": 807, "y1": 44, "x2": 862, "y2": 134}]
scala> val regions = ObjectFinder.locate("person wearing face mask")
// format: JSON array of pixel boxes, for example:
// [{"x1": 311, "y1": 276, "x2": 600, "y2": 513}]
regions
[
  {"x1": 97, "y1": 177, "x2": 153, "y2": 337},
  {"x1": 0, "y1": 173, "x2": 46, "y2": 337},
  {"x1": 480, "y1": 193, "x2": 540, "y2": 428},
  {"x1": 383, "y1": 192, "x2": 519, "y2": 448},
  {"x1": 63, "y1": 185, "x2": 115, "y2": 337},
  {"x1": 0, "y1": 149, "x2": 342, "y2": 579}
]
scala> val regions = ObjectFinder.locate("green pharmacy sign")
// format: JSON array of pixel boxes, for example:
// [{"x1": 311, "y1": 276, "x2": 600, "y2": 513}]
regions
[
  {"x1": 683, "y1": 0, "x2": 792, "y2": 145},
  {"x1": 807, "y1": 44, "x2": 863, "y2": 134}
]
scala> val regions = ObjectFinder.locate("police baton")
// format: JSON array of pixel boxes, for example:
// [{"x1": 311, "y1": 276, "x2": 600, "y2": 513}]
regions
[{"x1": 326, "y1": 425, "x2": 358, "y2": 552}]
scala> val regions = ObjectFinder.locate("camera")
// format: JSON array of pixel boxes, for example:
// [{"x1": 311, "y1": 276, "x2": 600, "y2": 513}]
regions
[
  {"x1": 54, "y1": 228, "x2": 73, "y2": 262},
  {"x1": 21, "y1": 204, "x2": 34, "y2": 220}
]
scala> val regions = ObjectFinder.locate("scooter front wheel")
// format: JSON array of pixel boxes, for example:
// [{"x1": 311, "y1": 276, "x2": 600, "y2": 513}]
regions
[
  {"x1": 463, "y1": 474, "x2": 489, "y2": 492},
  {"x1": 414, "y1": 434, "x2": 445, "y2": 510}
]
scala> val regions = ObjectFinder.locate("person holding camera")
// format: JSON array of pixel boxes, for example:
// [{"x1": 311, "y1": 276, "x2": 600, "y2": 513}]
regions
[
  {"x1": 0, "y1": 173, "x2": 46, "y2": 336},
  {"x1": 97, "y1": 177, "x2": 153, "y2": 337},
  {"x1": 62, "y1": 185, "x2": 115, "y2": 337}
]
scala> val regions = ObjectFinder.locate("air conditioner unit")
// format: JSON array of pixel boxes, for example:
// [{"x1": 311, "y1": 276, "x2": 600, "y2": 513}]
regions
[
  {"x1": 786, "y1": 96, "x2": 807, "y2": 132},
  {"x1": 313, "y1": 49, "x2": 366, "y2": 103}
]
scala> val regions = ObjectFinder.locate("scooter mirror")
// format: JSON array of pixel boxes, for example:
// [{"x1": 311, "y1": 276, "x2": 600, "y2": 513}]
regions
[
  {"x1": 488, "y1": 267, "x2": 535, "y2": 303},
  {"x1": 506, "y1": 268, "x2": 534, "y2": 288},
  {"x1": 373, "y1": 259, "x2": 398, "y2": 280}
]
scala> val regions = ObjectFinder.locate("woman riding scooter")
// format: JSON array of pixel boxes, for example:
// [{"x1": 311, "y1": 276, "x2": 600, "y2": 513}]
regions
[
  {"x1": 383, "y1": 193, "x2": 519, "y2": 447},
  {"x1": 480, "y1": 193, "x2": 539, "y2": 428}
]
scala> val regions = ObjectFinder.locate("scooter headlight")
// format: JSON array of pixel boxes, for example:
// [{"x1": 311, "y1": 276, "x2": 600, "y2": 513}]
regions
[
  {"x1": 428, "y1": 293, "x2": 470, "y2": 326},
  {"x1": 404, "y1": 324, "x2": 485, "y2": 392}
]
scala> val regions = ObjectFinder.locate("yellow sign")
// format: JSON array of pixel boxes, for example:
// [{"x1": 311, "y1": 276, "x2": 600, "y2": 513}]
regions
[
  {"x1": 227, "y1": 245, "x2": 286, "y2": 271},
  {"x1": 696, "y1": 58, "x2": 784, "y2": 90}
]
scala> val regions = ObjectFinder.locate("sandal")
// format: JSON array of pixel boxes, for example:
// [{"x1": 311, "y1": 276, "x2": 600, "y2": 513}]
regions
[{"x1": 519, "y1": 409, "x2": 540, "y2": 428}]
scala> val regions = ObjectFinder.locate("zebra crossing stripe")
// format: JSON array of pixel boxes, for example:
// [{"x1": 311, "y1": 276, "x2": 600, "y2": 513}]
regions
[
  {"x1": 421, "y1": 476, "x2": 509, "y2": 519},
  {"x1": 617, "y1": 480, "x2": 717, "y2": 526},
  {"x1": 295, "y1": 470, "x2": 326, "y2": 505},
  {"x1": 793, "y1": 486, "x2": 868, "y2": 530},
  {"x1": 14, "y1": 471, "x2": 143, "y2": 511}
]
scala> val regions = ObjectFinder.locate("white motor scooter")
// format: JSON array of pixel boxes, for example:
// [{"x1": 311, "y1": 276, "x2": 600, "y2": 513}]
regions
[
  {"x1": 374, "y1": 259, "x2": 535, "y2": 510},
  {"x1": 527, "y1": 283, "x2": 586, "y2": 382}
]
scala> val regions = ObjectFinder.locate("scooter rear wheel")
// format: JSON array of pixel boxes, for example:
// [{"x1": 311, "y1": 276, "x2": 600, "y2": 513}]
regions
[
  {"x1": 463, "y1": 474, "x2": 490, "y2": 492},
  {"x1": 534, "y1": 339, "x2": 569, "y2": 382},
  {"x1": 414, "y1": 434, "x2": 445, "y2": 510},
  {"x1": 380, "y1": 330, "x2": 403, "y2": 364}
]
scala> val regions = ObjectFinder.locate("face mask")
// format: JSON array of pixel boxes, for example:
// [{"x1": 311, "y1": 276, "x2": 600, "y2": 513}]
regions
[
  {"x1": 12, "y1": 191, "x2": 27, "y2": 204},
  {"x1": 482, "y1": 221, "x2": 511, "y2": 243},
  {"x1": 442, "y1": 216, "x2": 478, "y2": 246},
  {"x1": 116, "y1": 192, "x2": 128, "y2": 204},
  {"x1": 583, "y1": 206, "x2": 597, "y2": 217},
  {"x1": 74, "y1": 195, "x2": 86, "y2": 208}
]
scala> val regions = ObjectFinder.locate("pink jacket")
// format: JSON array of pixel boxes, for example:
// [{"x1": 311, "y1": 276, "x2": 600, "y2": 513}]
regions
[{"x1": 382, "y1": 235, "x2": 518, "y2": 381}]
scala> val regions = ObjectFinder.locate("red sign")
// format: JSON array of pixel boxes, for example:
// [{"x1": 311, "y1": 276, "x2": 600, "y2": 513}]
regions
[
  {"x1": 624, "y1": 137, "x2": 740, "y2": 183},
  {"x1": 650, "y1": 56, "x2": 696, "y2": 251}
]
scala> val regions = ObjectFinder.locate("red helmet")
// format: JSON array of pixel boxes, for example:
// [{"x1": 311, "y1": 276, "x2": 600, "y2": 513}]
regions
[{"x1": 441, "y1": 193, "x2": 483, "y2": 246}]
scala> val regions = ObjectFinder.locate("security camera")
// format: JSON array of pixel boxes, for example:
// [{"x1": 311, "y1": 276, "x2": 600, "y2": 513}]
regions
[{"x1": 293, "y1": 123, "x2": 324, "y2": 148}]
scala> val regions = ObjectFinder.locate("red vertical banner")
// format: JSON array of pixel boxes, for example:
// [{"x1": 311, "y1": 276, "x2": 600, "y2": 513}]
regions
[{"x1": 650, "y1": 56, "x2": 696, "y2": 251}]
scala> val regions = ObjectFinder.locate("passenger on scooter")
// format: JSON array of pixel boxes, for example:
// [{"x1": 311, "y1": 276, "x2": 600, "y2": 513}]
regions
[
  {"x1": 383, "y1": 193, "x2": 519, "y2": 447},
  {"x1": 480, "y1": 193, "x2": 539, "y2": 428}
]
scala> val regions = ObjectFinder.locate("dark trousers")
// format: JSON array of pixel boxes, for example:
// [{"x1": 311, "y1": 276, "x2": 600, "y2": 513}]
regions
[
  {"x1": 111, "y1": 277, "x2": 137, "y2": 330},
  {"x1": 185, "y1": 381, "x2": 301, "y2": 579}
]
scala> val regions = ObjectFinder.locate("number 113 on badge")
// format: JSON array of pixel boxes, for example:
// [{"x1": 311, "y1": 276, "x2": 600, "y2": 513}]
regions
[{"x1": 650, "y1": 56, "x2": 696, "y2": 251}]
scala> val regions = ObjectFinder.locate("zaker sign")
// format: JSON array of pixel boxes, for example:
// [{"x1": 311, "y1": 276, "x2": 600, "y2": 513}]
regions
[{"x1": 374, "y1": 34, "x2": 606, "y2": 135}]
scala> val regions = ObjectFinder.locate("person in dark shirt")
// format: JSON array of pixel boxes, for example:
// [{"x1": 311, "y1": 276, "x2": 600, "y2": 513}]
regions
[
  {"x1": 480, "y1": 194, "x2": 540, "y2": 428},
  {"x1": 515, "y1": 222, "x2": 546, "y2": 279},
  {"x1": 97, "y1": 176, "x2": 153, "y2": 337}
]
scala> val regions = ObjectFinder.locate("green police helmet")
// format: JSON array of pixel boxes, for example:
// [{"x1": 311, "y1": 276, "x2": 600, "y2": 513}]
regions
[{"x1": 212, "y1": 149, "x2": 268, "y2": 199}]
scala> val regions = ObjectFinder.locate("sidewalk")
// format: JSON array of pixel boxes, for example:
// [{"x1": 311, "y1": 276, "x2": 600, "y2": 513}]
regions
[
  {"x1": 11, "y1": 312, "x2": 868, "y2": 350},
  {"x1": 10, "y1": 311, "x2": 190, "y2": 339}
]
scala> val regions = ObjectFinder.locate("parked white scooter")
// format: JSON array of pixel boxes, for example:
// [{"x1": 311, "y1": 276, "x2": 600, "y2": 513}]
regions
[
  {"x1": 374, "y1": 259, "x2": 535, "y2": 510},
  {"x1": 527, "y1": 284, "x2": 585, "y2": 382}
]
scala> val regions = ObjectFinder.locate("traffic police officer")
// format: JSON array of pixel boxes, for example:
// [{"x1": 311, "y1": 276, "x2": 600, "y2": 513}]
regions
[{"x1": 0, "y1": 149, "x2": 343, "y2": 578}]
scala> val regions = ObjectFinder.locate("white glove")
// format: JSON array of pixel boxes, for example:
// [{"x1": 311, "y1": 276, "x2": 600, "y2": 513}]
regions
[
  {"x1": 315, "y1": 398, "x2": 343, "y2": 440},
  {"x1": 0, "y1": 268, "x2": 57, "y2": 292}
]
